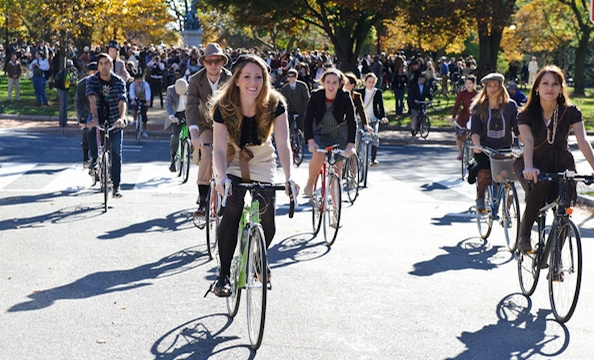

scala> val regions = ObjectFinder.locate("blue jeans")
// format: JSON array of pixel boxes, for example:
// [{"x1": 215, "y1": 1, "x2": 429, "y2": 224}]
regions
[
  {"x1": 32, "y1": 76, "x2": 48, "y2": 105},
  {"x1": 58, "y1": 89, "x2": 69, "y2": 126},
  {"x1": 87, "y1": 127, "x2": 123, "y2": 187},
  {"x1": 394, "y1": 89, "x2": 405, "y2": 115}
]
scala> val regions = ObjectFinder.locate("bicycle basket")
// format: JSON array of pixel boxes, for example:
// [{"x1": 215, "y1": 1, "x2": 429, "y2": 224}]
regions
[{"x1": 489, "y1": 153, "x2": 518, "y2": 182}]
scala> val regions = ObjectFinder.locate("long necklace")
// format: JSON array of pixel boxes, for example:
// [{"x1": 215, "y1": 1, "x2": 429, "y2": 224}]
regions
[{"x1": 546, "y1": 105, "x2": 559, "y2": 145}]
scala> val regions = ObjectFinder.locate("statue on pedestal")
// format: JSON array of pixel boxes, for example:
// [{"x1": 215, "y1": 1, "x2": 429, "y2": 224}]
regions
[{"x1": 184, "y1": 0, "x2": 201, "y2": 31}]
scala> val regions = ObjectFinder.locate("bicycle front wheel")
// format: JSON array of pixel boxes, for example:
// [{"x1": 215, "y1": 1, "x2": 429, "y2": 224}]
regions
[
  {"x1": 502, "y1": 183, "x2": 520, "y2": 252},
  {"x1": 323, "y1": 174, "x2": 342, "y2": 246},
  {"x1": 476, "y1": 185, "x2": 493, "y2": 239},
  {"x1": 311, "y1": 171, "x2": 323, "y2": 235},
  {"x1": 344, "y1": 154, "x2": 360, "y2": 204},
  {"x1": 549, "y1": 219, "x2": 582, "y2": 323},
  {"x1": 135, "y1": 115, "x2": 141, "y2": 144},
  {"x1": 246, "y1": 224, "x2": 267, "y2": 349},
  {"x1": 292, "y1": 130, "x2": 304, "y2": 167},
  {"x1": 181, "y1": 139, "x2": 191, "y2": 184},
  {"x1": 205, "y1": 180, "x2": 220, "y2": 261},
  {"x1": 461, "y1": 141, "x2": 469, "y2": 180},
  {"x1": 419, "y1": 115, "x2": 430, "y2": 139},
  {"x1": 361, "y1": 142, "x2": 370, "y2": 188},
  {"x1": 101, "y1": 151, "x2": 110, "y2": 213},
  {"x1": 176, "y1": 138, "x2": 183, "y2": 177}
]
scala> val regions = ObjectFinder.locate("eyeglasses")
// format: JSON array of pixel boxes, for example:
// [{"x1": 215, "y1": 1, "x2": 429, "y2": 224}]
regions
[
  {"x1": 287, "y1": 75, "x2": 295, "y2": 78},
  {"x1": 203, "y1": 59, "x2": 223, "y2": 65}
]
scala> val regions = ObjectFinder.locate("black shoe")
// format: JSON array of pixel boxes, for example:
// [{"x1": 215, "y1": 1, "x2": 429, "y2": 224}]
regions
[
  {"x1": 113, "y1": 187, "x2": 123, "y2": 198},
  {"x1": 89, "y1": 159, "x2": 97, "y2": 170},
  {"x1": 213, "y1": 276, "x2": 231, "y2": 297},
  {"x1": 518, "y1": 236, "x2": 532, "y2": 252},
  {"x1": 193, "y1": 206, "x2": 206, "y2": 217},
  {"x1": 169, "y1": 162, "x2": 176, "y2": 172}
]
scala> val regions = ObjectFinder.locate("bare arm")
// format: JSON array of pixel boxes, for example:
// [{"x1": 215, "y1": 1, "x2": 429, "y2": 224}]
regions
[
  {"x1": 213, "y1": 122, "x2": 229, "y2": 195},
  {"x1": 88, "y1": 94, "x2": 98, "y2": 127},
  {"x1": 518, "y1": 123, "x2": 539, "y2": 182}
]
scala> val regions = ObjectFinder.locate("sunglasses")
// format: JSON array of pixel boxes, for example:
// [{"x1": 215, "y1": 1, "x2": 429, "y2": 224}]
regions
[
  {"x1": 203, "y1": 59, "x2": 223, "y2": 65},
  {"x1": 287, "y1": 75, "x2": 295, "y2": 78}
]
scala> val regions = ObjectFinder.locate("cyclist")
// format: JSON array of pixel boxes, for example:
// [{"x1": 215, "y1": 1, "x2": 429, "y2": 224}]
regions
[
  {"x1": 86, "y1": 52, "x2": 128, "y2": 198},
  {"x1": 76, "y1": 61, "x2": 98, "y2": 166},
  {"x1": 407, "y1": 73, "x2": 432, "y2": 136},
  {"x1": 356, "y1": 73, "x2": 388, "y2": 166},
  {"x1": 129, "y1": 72, "x2": 151, "y2": 138},
  {"x1": 343, "y1": 72, "x2": 372, "y2": 132},
  {"x1": 280, "y1": 68, "x2": 310, "y2": 131},
  {"x1": 303, "y1": 68, "x2": 357, "y2": 197},
  {"x1": 450, "y1": 75, "x2": 478, "y2": 160},
  {"x1": 211, "y1": 54, "x2": 299, "y2": 297},
  {"x1": 186, "y1": 43, "x2": 232, "y2": 218},
  {"x1": 469, "y1": 73, "x2": 519, "y2": 211},
  {"x1": 165, "y1": 78, "x2": 188, "y2": 172},
  {"x1": 517, "y1": 66, "x2": 594, "y2": 252}
]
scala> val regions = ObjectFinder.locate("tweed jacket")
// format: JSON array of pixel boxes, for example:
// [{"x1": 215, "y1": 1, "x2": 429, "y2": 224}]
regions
[{"x1": 186, "y1": 67, "x2": 232, "y2": 134}]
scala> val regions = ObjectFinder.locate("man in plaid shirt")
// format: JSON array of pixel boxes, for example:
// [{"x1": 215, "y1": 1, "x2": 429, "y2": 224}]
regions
[{"x1": 86, "y1": 53, "x2": 128, "y2": 198}]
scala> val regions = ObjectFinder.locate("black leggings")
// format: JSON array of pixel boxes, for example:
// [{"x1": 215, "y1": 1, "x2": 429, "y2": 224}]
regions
[{"x1": 217, "y1": 176, "x2": 277, "y2": 277}]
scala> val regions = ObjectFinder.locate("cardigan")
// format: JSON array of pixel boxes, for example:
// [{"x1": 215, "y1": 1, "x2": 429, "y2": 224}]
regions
[{"x1": 303, "y1": 88, "x2": 356, "y2": 144}]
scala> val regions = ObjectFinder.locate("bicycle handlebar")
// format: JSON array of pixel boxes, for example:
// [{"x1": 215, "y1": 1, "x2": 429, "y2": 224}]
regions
[
  {"x1": 315, "y1": 144, "x2": 344, "y2": 154},
  {"x1": 536, "y1": 170, "x2": 594, "y2": 185},
  {"x1": 220, "y1": 179, "x2": 298, "y2": 218},
  {"x1": 96, "y1": 123, "x2": 117, "y2": 132}
]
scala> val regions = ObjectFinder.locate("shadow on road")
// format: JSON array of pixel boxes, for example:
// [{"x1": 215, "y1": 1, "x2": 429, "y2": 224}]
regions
[
  {"x1": 431, "y1": 207, "x2": 475, "y2": 226},
  {"x1": 268, "y1": 232, "x2": 330, "y2": 270},
  {"x1": 0, "y1": 201, "x2": 106, "y2": 230},
  {"x1": 409, "y1": 237, "x2": 514, "y2": 276},
  {"x1": 97, "y1": 208, "x2": 196, "y2": 240},
  {"x1": 7, "y1": 246, "x2": 208, "y2": 312},
  {"x1": 0, "y1": 188, "x2": 95, "y2": 208},
  {"x1": 151, "y1": 314, "x2": 256, "y2": 360},
  {"x1": 448, "y1": 293, "x2": 570, "y2": 359}
]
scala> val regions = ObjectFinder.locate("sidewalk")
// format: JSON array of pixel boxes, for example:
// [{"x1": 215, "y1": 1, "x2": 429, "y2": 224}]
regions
[{"x1": 2, "y1": 107, "x2": 594, "y2": 207}]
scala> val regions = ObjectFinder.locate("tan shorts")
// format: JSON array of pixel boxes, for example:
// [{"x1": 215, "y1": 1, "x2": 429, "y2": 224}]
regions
[{"x1": 196, "y1": 129, "x2": 213, "y2": 186}]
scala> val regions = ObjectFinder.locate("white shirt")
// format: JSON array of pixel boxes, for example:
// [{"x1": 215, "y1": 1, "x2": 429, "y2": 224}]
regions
[
  {"x1": 363, "y1": 88, "x2": 376, "y2": 120},
  {"x1": 176, "y1": 95, "x2": 187, "y2": 113},
  {"x1": 207, "y1": 75, "x2": 221, "y2": 93}
]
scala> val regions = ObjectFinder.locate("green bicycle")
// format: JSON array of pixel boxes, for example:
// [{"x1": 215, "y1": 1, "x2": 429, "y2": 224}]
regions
[
  {"x1": 174, "y1": 118, "x2": 192, "y2": 184},
  {"x1": 218, "y1": 179, "x2": 296, "y2": 350}
]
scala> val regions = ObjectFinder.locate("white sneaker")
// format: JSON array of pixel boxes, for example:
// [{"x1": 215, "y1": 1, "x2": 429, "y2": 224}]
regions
[{"x1": 142, "y1": 131, "x2": 148, "y2": 138}]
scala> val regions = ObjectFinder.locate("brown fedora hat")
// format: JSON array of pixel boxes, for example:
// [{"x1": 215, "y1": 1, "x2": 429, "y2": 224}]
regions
[{"x1": 198, "y1": 43, "x2": 228, "y2": 66}]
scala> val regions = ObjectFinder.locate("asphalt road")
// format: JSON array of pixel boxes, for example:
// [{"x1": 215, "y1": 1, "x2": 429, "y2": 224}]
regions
[{"x1": 1, "y1": 130, "x2": 594, "y2": 359}]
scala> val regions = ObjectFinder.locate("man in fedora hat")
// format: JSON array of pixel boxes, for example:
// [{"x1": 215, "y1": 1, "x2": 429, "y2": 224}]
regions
[{"x1": 186, "y1": 43, "x2": 232, "y2": 218}]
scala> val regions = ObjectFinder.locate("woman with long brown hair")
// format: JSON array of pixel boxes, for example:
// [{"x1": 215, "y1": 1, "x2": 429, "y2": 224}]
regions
[{"x1": 518, "y1": 65, "x2": 594, "y2": 251}]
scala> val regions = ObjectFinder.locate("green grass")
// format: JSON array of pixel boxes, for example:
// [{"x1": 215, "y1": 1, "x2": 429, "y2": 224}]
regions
[
  {"x1": 0, "y1": 74, "x2": 76, "y2": 117},
  {"x1": 382, "y1": 87, "x2": 594, "y2": 131}
]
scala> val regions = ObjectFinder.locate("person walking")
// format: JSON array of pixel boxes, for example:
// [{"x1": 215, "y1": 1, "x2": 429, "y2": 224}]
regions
[
  {"x1": 147, "y1": 53, "x2": 165, "y2": 108},
  {"x1": 528, "y1": 56, "x2": 538, "y2": 86},
  {"x1": 391, "y1": 66, "x2": 408, "y2": 115},
  {"x1": 6, "y1": 53, "x2": 21, "y2": 101},
  {"x1": 30, "y1": 51, "x2": 50, "y2": 106},
  {"x1": 107, "y1": 40, "x2": 130, "y2": 83},
  {"x1": 186, "y1": 43, "x2": 232, "y2": 218},
  {"x1": 55, "y1": 60, "x2": 76, "y2": 127},
  {"x1": 86, "y1": 53, "x2": 128, "y2": 198}
]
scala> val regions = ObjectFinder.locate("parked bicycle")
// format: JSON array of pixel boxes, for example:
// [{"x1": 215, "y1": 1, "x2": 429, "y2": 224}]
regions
[
  {"x1": 475, "y1": 146, "x2": 521, "y2": 252},
  {"x1": 92, "y1": 121, "x2": 116, "y2": 213},
  {"x1": 290, "y1": 114, "x2": 305, "y2": 167},
  {"x1": 517, "y1": 171, "x2": 594, "y2": 323},
  {"x1": 311, "y1": 145, "x2": 344, "y2": 246},
  {"x1": 212, "y1": 179, "x2": 297, "y2": 350},
  {"x1": 174, "y1": 118, "x2": 192, "y2": 184}
]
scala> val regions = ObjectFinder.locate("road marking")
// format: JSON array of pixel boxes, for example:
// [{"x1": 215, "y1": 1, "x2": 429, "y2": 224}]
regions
[
  {"x1": 0, "y1": 163, "x2": 37, "y2": 190},
  {"x1": 42, "y1": 164, "x2": 90, "y2": 192}
]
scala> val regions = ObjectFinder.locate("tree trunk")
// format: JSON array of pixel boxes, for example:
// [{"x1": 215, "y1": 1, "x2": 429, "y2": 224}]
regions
[
  {"x1": 476, "y1": 21, "x2": 504, "y2": 78},
  {"x1": 572, "y1": 27, "x2": 591, "y2": 95}
]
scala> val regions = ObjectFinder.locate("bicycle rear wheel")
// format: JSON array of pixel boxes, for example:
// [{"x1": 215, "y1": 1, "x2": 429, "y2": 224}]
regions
[
  {"x1": 246, "y1": 225, "x2": 267, "y2": 349},
  {"x1": 292, "y1": 130, "x2": 304, "y2": 167},
  {"x1": 226, "y1": 257, "x2": 241, "y2": 318},
  {"x1": 344, "y1": 154, "x2": 359, "y2": 204},
  {"x1": 549, "y1": 219, "x2": 582, "y2": 323},
  {"x1": 502, "y1": 183, "x2": 520, "y2": 252},
  {"x1": 323, "y1": 174, "x2": 342, "y2": 246},
  {"x1": 311, "y1": 171, "x2": 323, "y2": 235},
  {"x1": 476, "y1": 185, "x2": 493, "y2": 239},
  {"x1": 205, "y1": 180, "x2": 220, "y2": 261},
  {"x1": 419, "y1": 115, "x2": 430, "y2": 139},
  {"x1": 181, "y1": 139, "x2": 191, "y2": 184},
  {"x1": 101, "y1": 151, "x2": 110, "y2": 213}
]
